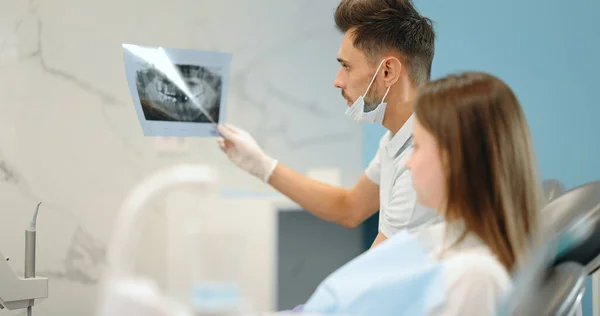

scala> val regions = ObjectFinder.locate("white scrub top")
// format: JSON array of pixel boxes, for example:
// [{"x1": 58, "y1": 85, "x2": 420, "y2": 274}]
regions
[
  {"x1": 365, "y1": 114, "x2": 442, "y2": 237},
  {"x1": 413, "y1": 220, "x2": 513, "y2": 316}
]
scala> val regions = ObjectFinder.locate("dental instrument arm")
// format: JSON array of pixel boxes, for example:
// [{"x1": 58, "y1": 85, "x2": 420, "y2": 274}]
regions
[
  {"x1": 25, "y1": 202, "x2": 41, "y2": 278},
  {"x1": 97, "y1": 165, "x2": 218, "y2": 316},
  {"x1": 0, "y1": 202, "x2": 48, "y2": 315},
  {"x1": 24, "y1": 202, "x2": 41, "y2": 316}
]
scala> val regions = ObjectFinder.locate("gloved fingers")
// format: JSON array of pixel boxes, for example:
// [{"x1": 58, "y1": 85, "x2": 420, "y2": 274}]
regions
[
  {"x1": 217, "y1": 137, "x2": 235, "y2": 150},
  {"x1": 224, "y1": 138, "x2": 236, "y2": 150},
  {"x1": 217, "y1": 124, "x2": 237, "y2": 140},
  {"x1": 224, "y1": 123, "x2": 244, "y2": 134},
  {"x1": 217, "y1": 137, "x2": 226, "y2": 151},
  {"x1": 225, "y1": 123, "x2": 252, "y2": 139}
]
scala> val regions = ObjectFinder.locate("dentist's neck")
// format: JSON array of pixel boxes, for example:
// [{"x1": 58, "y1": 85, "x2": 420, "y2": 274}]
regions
[{"x1": 382, "y1": 85, "x2": 419, "y2": 135}]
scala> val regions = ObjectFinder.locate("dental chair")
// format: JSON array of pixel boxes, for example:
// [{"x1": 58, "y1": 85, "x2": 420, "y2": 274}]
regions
[
  {"x1": 544, "y1": 181, "x2": 600, "y2": 273},
  {"x1": 541, "y1": 180, "x2": 600, "y2": 315},
  {"x1": 500, "y1": 180, "x2": 600, "y2": 316},
  {"x1": 536, "y1": 262, "x2": 588, "y2": 316},
  {"x1": 504, "y1": 262, "x2": 588, "y2": 316},
  {"x1": 500, "y1": 217, "x2": 590, "y2": 316}
]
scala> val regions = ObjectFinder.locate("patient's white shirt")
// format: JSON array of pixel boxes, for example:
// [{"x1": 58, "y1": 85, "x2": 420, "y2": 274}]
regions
[{"x1": 412, "y1": 220, "x2": 512, "y2": 316}]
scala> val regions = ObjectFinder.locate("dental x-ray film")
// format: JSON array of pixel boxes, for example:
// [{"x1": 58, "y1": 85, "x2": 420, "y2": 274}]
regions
[{"x1": 122, "y1": 43, "x2": 232, "y2": 137}]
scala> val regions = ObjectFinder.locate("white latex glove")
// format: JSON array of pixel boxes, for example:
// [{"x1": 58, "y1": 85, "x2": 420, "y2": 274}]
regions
[{"x1": 217, "y1": 124, "x2": 278, "y2": 182}]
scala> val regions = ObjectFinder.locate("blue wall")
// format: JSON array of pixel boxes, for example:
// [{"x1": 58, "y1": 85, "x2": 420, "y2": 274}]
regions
[{"x1": 362, "y1": 0, "x2": 599, "y2": 314}]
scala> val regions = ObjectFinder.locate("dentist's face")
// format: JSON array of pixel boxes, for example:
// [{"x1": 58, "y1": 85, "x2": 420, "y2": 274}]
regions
[
  {"x1": 406, "y1": 118, "x2": 447, "y2": 212},
  {"x1": 333, "y1": 29, "x2": 383, "y2": 112}
]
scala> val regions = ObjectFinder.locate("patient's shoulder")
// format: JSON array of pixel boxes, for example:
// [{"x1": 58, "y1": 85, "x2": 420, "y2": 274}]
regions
[
  {"x1": 446, "y1": 251, "x2": 511, "y2": 289},
  {"x1": 432, "y1": 251, "x2": 512, "y2": 316}
]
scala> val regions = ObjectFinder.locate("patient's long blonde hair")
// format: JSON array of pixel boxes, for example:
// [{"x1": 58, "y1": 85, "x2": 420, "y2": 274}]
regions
[{"x1": 413, "y1": 71, "x2": 543, "y2": 271}]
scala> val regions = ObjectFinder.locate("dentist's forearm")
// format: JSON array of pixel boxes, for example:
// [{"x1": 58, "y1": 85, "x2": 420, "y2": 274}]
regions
[{"x1": 268, "y1": 164, "x2": 358, "y2": 227}]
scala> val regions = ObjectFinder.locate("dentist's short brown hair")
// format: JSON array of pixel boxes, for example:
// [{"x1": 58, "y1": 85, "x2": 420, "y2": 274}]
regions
[{"x1": 334, "y1": 0, "x2": 436, "y2": 86}]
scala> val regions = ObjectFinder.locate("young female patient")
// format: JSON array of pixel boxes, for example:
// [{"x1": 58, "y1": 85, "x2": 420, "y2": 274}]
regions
[
  {"x1": 294, "y1": 71, "x2": 543, "y2": 316},
  {"x1": 405, "y1": 71, "x2": 543, "y2": 315}
]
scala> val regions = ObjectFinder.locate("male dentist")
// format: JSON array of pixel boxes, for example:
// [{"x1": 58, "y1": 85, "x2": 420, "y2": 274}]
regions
[{"x1": 217, "y1": 0, "x2": 440, "y2": 247}]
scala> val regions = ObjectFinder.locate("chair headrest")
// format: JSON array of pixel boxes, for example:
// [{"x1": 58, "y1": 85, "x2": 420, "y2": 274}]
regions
[
  {"x1": 542, "y1": 180, "x2": 600, "y2": 234},
  {"x1": 541, "y1": 180, "x2": 600, "y2": 272},
  {"x1": 553, "y1": 218, "x2": 600, "y2": 273}
]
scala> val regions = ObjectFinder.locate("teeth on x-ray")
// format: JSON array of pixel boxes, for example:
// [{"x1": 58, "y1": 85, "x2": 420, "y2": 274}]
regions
[{"x1": 135, "y1": 63, "x2": 223, "y2": 123}]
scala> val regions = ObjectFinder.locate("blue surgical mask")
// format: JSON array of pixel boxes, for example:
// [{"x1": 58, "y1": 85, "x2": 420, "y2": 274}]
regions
[{"x1": 345, "y1": 59, "x2": 392, "y2": 125}]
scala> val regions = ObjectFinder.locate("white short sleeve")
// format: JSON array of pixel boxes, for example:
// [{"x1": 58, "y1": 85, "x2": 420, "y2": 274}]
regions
[
  {"x1": 379, "y1": 169, "x2": 418, "y2": 237},
  {"x1": 365, "y1": 148, "x2": 382, "y2": 184},
  {"x1": 364, "y1": 133, "x2": 389, "y2": 185},
  {"x1": 429, "y1": 253, "x2": 512, "y2": 316}
]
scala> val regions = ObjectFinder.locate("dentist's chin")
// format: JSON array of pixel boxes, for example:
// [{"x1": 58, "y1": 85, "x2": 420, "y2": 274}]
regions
[{"x1": 342, "y1": 92, "x2": 352, "y2": 106}]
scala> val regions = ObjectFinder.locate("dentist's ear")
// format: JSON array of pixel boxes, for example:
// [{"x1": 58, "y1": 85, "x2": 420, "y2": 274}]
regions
[{"x1": 383, "y1": 57, "x2": 402, "y2": 87}]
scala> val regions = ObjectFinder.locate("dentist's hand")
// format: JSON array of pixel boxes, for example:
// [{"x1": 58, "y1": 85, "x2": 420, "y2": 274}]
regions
[{"x1": 217, "y1": 124, "x2": 278, "y2": 182}]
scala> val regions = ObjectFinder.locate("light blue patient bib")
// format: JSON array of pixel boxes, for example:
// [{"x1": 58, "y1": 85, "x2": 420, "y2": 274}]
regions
[{"x1": 302, "y1": 231, "x2": 446, "y2": 316}]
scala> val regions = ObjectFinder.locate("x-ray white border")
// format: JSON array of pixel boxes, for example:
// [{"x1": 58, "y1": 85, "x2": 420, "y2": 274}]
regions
[{"x1": 122, "y1": 43, "x2": 232, "y2": 137}]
